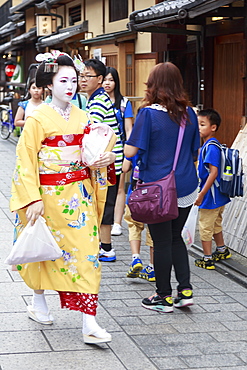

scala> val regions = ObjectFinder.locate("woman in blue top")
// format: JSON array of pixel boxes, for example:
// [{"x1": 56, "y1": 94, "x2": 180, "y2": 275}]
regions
[
  {"x1": 125, "y1": 62, "x2": 200, "y2": 313},
  {"x1": 103, "y1": 67, "x2": 133, "y2": 237}
]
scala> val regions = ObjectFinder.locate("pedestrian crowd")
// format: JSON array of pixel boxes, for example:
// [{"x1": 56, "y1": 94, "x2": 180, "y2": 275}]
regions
[{"x1": 7, "y1": 51, "x2": 233, "y2": 345}]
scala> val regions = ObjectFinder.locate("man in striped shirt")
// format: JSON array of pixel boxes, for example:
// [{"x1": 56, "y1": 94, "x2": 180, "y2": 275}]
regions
[{"x1": 80, "y1": 59, "x2": 124, "y2": 262}]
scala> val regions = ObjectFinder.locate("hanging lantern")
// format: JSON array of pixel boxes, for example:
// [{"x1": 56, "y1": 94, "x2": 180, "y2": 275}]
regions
[{"x1": 5, "y1": 64, "x2": 16, "y2": 77}]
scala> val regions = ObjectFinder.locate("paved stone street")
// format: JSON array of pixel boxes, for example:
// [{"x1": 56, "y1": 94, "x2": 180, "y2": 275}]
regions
[{"x1": 0, "y1": 137, "x2": 247, "y2": 370}]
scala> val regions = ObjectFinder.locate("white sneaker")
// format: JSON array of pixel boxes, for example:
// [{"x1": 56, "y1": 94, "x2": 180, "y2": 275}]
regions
[
  {"x1": 99, "y1": 248, "x2": 116, "y2": 262},
  {"x1": 111, "y1": 223, "x2": 122, "y2": 236}
]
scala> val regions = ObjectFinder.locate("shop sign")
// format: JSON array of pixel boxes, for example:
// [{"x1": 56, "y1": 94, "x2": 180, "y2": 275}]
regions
[{"x1": 36, "y1": 15, "x2": 52, "y2": 36}]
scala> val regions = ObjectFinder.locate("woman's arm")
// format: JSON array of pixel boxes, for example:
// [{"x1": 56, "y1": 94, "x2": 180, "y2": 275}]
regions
[
  {"x1": 26, "y1": 200, "x2": 45, "y2": 225},
  {"x1": 92, "y1": 152, "x2": 116, "y2": 168},
  {"x1": 124, "y1": 144, "x2": 139, "y2": 158},
  {"x1": 124, "y1": 117, "x2": 133, "y2": 140},
  {"x1": 122, "y1": 157, "x2": 131, "y2": 173},
  {"x1": 14, "y1": 106, "x2": 25, "y2": 127},
  {"x1": 10, "y1": 116, "x2": 45, "y2": 212}
]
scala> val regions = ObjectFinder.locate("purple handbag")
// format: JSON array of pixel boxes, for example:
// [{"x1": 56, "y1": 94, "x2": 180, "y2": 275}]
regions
[{"x1": 128, "y1": 120, "x2": 185, "y2": 224}]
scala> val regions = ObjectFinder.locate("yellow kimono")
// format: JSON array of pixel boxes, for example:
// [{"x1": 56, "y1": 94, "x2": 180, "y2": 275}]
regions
[{"x1": 10, "y1": 104, "x2": 114, "y2": 294}]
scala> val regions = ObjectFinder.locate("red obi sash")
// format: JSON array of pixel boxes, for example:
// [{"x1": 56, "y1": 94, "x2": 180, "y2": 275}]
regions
[
  {"x1": 40, "y1": 134, "x2": 116, "y2": 185},
  {"x1": 42, "y1": 134, "x2": 83, "y2": 147},
  {"x1": 39, "y1": 165, "x2": 116, "y2": 186},
  {"x1": 40, "y1": 168, "x2": 90, "y2": 186}
]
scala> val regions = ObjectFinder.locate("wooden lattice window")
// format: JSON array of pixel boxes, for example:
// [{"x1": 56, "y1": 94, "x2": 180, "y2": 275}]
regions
[
  {"x1": 109, "y1": 0, "x2": 128, "y2": 22},
  {"x1": 105, "y1": 55, "x2": 118, "y2": 70},
  {"x1": 0, "y1": 0, "x2": 12, "y2": 28},
  {"x1": 69, "y1": 5, "x2": 81, "y2": 26},
  {"x1": 126, "y1": 53, "x2": 134, "y2": 96}
]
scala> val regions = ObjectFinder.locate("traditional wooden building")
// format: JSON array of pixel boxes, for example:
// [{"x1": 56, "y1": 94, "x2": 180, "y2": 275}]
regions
[
  {"x1": 1, "y1": 0, "x2": 246, "y2": 137},
  {"x1": 128, "y1": 0, "x2": 247, "y2": 258},
  {"x1": 128, "y1": 0, "x2": 247, "y2": 148},
  {"x1": 0, "y1": 0, "x2": 142, "y2": 97}
]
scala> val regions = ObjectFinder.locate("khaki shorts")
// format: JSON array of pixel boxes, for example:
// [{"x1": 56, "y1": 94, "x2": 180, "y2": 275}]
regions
[
  {"x1": 199, "y1": 206, "x2": 225, "y2": 241},
  {"x1": 124, "y1": 205, "x2": 153, "y2": 246}
]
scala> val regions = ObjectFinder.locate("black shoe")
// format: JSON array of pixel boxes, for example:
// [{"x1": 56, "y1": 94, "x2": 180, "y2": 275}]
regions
[
  {"x1": 142, "y1": 294, "x2": 173, "y2": 313},
  {"x1": 174, "y1": 289, "x2": 193, "y2": 308},
  {"x1": 212, "y1": 247, "x2": 232, "y2": 262},
  {"x1": 195, "y1": 257, "x2": 215, "y2": 270}
]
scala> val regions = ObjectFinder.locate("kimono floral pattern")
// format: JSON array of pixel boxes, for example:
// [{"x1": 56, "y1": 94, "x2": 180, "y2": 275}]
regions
[{"x1": 11, "y1": 106, "x2": 105, "y2": 295}]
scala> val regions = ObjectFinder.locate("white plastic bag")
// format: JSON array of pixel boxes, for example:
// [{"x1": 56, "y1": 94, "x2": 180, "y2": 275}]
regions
[
  {"x1": 81, "y1": 123, "x2": 116, "y2": 166},
  {"x1": 5, "y1": 216, "x2": 63, "y2": 265},
  {"x1": 181, "y1": 205, "x2": 198, "y2": 248}
]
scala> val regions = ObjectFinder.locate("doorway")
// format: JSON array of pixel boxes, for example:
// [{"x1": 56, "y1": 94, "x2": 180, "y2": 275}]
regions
[{"x1": 213, "y1": 33, "x2": 244, "y2": 147}]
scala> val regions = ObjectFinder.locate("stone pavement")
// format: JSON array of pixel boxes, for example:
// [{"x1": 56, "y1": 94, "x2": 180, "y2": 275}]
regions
[{"x1": 0, "y1": 137, "x2": 247, "y2": 370}]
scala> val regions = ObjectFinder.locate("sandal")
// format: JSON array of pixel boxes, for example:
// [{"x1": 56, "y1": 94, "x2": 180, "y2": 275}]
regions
[
  {"x1": 27, "y1": 305, "x2": 54, "y2": 325},
  {"x1": 83, "y1": 328, "x2": 112, "y2": 344}
]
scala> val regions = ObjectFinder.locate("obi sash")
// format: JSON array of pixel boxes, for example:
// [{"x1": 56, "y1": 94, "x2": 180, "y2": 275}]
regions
[{"x1": 40, "y1": 168, "x2": 90, "y2": 186}]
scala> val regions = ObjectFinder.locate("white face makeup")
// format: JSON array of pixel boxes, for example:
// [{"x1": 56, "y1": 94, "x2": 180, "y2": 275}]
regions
[{"x1": 49, "y1": 66, "x2": 77, "y2": 108}]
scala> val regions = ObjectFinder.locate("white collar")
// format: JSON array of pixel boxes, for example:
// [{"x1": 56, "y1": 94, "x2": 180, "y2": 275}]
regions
[{"x1": 146, "y1": 104, "x2": 168, "y2": 112}]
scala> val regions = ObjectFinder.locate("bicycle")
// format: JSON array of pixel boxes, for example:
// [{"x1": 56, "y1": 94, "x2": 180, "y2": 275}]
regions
[{"x1": 0, "y1": 92, "x2": 15, "y2": 140}]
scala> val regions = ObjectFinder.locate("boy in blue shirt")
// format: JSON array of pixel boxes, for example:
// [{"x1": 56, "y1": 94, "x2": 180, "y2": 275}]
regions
[{"x1": 195, "y1": 109, "x2": 231, "y2": 269}]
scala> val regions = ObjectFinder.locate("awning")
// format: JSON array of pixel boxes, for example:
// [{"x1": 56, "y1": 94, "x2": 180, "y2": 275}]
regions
[
  {"x1": 36, "y1": 21, "x2": 88, "y2": 48},
  {"x1": 0, "y1": 22, "x2": 16, "y2": 38},
  {"x1": 9, "y1": 0, "x2": 36, "y2": 14},
  {"x1": 0, "y1": 41, "x2": 12, "y2": 54},
  {"x1": 80, "y1": 30, "x2": 136, "y2": 45},
  {"x1": 0, "y1": 28, "x2": 36, "y2": 53},
  {"x1": 11, "y1": 27, "x2": 36, "y2": 45},
  {"x1": 128, "y1": 0, "x2": 239, "y2": 31},
  {"x1": 8, "y1": 13, "x2": 25, "y2": 22},
  {"x1": 0, "y1": 21, "x2": 25, "y2": 39},
  {"x1": 9, "y1": 0, "x2": 60, "y2": 14}
]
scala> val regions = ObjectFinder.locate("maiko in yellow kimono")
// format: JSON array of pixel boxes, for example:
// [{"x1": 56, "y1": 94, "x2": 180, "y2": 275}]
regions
[{"x1": 10, "y1": 104, "x2": 115, "y2": 305}]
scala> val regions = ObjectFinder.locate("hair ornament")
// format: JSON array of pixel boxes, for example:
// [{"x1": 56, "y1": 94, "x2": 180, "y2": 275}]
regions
[
  {"x1": 35, "y1": 50, "x2": 67, "y2": 72},
  {"x1": 73, "y1": 55, "x2": 85, "y2": 73},
  {"x1": 36, "y1": 50, "x2": 84, "y2": 73}
]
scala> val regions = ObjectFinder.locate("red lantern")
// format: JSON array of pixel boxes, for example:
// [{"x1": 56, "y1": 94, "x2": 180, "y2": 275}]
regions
[{"x1": 5, "y1": 64, "x2": 16, "y2": 77}]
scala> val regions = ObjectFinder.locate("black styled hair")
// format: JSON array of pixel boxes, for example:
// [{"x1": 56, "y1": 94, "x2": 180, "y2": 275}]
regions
[
  {"x1": 35, "y1": 54, "x2": 79, "y2": 92},
  {"x1": 198, "y1": 108, "x2": 221, "y2": 131},
  {"x1": 84, "y1": 59, "x2": 106, "y2": 83},
  {"x1": 28, "y1": 78, "x2": 36, "y2": 90},
  {"x1": 104, "y1": 66, "x2": 123, "y2": 110}
]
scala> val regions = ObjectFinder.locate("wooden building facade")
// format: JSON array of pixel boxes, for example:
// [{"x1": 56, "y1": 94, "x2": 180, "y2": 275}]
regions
[
  {"x1": 128, "y1": 0, "x2": 247, "y2": 148},
  {"x1": 128, "y1": 0, "x2": 247, "y2": 258}
]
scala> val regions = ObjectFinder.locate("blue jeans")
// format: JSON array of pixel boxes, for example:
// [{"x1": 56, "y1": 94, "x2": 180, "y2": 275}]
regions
[{"x1": 148, "y1": 206, "x2": 192, "y2": 297}]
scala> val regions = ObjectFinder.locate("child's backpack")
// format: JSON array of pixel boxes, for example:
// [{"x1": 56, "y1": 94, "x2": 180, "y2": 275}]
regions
[{"x1": 202, "y1": 139, "x2": 244, "y2": 198}]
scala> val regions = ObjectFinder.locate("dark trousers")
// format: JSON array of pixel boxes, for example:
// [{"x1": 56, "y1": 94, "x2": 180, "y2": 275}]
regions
[
  {"x1": 148, "y1": 206, "x2": 192, "y2": 297},
  {"x1": 101, "y1": 174, "x2": 120, "y2": 225}
]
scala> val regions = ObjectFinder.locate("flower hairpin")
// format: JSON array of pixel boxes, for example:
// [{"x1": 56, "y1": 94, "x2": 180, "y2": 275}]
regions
[
  {"x1": 73, "y1": 55, "x2": 85, "y2": 73},
  {"x1": 36, "y1": 50, "x2": 85, "y2": 73},
  {"x1": 36, "y1": 50, "x2": 65, "y2": 72}
]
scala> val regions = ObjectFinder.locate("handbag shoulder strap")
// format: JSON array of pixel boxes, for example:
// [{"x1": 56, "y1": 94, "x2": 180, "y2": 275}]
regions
[{"x1": 172, "y1": 117, "x2": 186, "y2": 171}]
